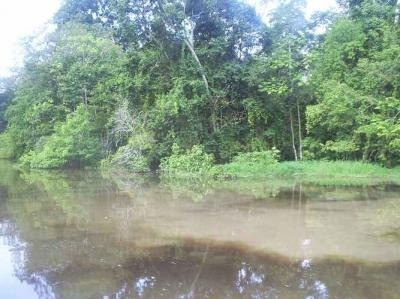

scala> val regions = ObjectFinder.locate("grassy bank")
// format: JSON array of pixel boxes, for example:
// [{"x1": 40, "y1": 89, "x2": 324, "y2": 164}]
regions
[
  {"x1": 160, "y1": 147, "x2": 400, "y2": 185},
  {"x1": 216, "y1": 160, "x2": 400, "y2": 179},
  {"x1": 215, "y1": 160, "x2": 400, "y2": 186}
]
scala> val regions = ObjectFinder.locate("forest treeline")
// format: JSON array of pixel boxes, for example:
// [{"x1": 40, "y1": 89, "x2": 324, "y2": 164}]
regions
[{"x1": 0, "y1": 0, "x2": 400, "y2": 170}]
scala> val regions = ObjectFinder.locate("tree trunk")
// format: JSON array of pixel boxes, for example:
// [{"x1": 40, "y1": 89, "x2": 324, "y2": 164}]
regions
[
  {"x1": 296, "y1": 98, "x2": 303, "y2": 160},
  {"x1": 288, "y1": 42, "x2": 298, "y2": 161},
  {"x1": 184, "y1": 39, "x2": 210, "y2": 95},
  {"x1": 184, "y1": 39, "x2": 217, "y2": 132},
  {"x1": 159, "y1": 0, "x2": 217, "y2": 132},
  {"x1": 83, "y1": 87, "x2": 88, "y2": 107},
  {"x1": 396, "y1": 0, "x2": 400, "y2": 24},
  {"x1": 289, "y1": 109, "x2": 298, "y2": 161}
]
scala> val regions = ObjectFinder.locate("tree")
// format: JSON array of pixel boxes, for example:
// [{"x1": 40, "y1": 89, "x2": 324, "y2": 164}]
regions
[
  {"x1": 307, "y1": 0, "x2": 400, "y2": 165},
  {"x1": 244, "y1": 0, "x2": 311, "y2": 160},
  {"x1": 0, "y1": 77, "x2": 15, "y2": 132},
  {"x1": 3, "y1": 0, "x2": 400, "y2": 169},
  {"x1": 21, "y1": 105, "x2": 100, "y2": 168},
  {"x1": 2, "y1": 23, "x2": 129, "y2": 160}
]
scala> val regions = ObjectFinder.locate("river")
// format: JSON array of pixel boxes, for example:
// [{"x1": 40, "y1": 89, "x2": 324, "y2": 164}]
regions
[{"x1": 0, "y1": 161, "x2": 399, "y2": 298}]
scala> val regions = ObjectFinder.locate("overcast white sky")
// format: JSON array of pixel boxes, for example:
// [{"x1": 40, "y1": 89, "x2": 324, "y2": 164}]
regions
[{"x1": 0, "y1": 0, "x2": 340, "y2": 77}]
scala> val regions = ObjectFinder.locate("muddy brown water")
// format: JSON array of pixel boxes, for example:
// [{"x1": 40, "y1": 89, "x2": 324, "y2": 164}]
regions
[{"x1": 0, "y1": 161, "x2": 399, "y2": 298}]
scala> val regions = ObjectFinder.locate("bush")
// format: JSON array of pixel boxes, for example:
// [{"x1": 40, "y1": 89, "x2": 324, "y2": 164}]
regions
[
  {"x1": 160, "y1": 144, "x2": 215, "y2": 176},
  {"x1": 215, "y1": 149, "x2": 280, "y2": 178},
  {"x1": 0, "y1": 132, "x2": 16, "y2": 159},
  {"x1": 102, "y1": 131, "x2": 154, "y2": 173},
  {"x1": 20, "y1": 105, "x2": 100, "y2": 168}
]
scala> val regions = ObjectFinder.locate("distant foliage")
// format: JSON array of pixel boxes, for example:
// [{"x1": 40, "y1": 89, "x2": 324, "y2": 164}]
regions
[{"x1": 20, "y1": 105, "x2": 100, "y2": 168}]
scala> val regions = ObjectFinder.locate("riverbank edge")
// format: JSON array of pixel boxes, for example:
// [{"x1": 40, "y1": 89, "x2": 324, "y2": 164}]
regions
[{"x1": 161, "y1": 160, "x2": 400, "y2": 185}]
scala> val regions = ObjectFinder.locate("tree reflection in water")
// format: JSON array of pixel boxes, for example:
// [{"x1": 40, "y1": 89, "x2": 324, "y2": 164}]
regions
[{"x1": 0, "y1": 161, "x2": 399, "y2": 298}]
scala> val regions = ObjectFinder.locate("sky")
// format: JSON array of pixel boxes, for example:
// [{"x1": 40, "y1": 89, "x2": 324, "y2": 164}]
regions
[
  {"x1": 0, "y1": 0, "x2": 340, "y2": 77},
  {"x1": 0, "y1": 0, "x2": 62, "y2": 76},
  {"x1": 246, "y1": 0, "x2": 340, "y2": 21}
]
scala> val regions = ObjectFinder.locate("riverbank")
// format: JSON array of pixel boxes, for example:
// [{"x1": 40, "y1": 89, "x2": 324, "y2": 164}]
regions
[
  {"x1": 159, "y1": 148, "x2": 400, "y2": 185},
  {"x1": 216, "y1": 160, "x2": 400, "y2": 179},
  {"x1": 5, "y1": 147, "x2": 400, "y2": 187},
  {"x1": 215, "y1": 160, "x2": 400, "y2": 187}
]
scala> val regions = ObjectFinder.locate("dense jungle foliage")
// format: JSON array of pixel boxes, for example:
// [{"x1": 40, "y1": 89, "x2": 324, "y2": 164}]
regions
[{"x1": 1, "y1": 0, "x2": 400, "y2": 170}]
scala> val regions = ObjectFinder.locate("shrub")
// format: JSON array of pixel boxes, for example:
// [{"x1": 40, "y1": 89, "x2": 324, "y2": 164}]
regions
[
  {"x1": 215, "y1": 149, "x2": 280, "y2": 178},
  {"x1": 20, "y1": 105, "x2": 100, "y2": 168},
  {"x1": 0, "y1": 132, "x2": 16, "y2": 159},
  {"x1": 232, "y1": 149, "x2": 279, "y2": 165},
  {"x1": 102, "y1": 130, "x2": 154, "y2": 173},
  {"x1": 101, "y1": 99, "x2": 155, "y2": 172},
  {"x1": 160, "y1": 144, "x2": 215, "y2": 175}
]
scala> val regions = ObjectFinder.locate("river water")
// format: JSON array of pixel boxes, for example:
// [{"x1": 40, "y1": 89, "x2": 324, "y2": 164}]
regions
[{"x1": 0, "y1": 161, "x2": 399, "y2": 298}]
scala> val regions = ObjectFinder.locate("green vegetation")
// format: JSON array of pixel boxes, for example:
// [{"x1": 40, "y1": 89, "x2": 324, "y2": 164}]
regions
[
  {"x1": 217, "y1": 160, "x2": 400, "y2": 182},
  {"x1": 0, "y1": 0, "x2": 400, "y2": 176},
  {"x1": 160, "y1": 144, "x2": 215, "y2": 176},
  {"x1": 214, "y1": 150, "x2": 280, "y2": 178},
  {"x1": 160, "y1": 145, "x2": 400, "y2": 184},
  {"x1": 20, "y1": 105, "x2": 100, "y2": 168}
]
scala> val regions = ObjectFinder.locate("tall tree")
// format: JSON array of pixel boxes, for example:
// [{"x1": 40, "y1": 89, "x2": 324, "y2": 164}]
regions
[
  {"x1": 3, "y1": 24, "x2": 129, "y2": 161},
  {"x1": 307, "y1": 0, "x2": 400, "y2": 165},
  {"x1": 244, "y1": 0, "x2": 311, "y2": 160}
]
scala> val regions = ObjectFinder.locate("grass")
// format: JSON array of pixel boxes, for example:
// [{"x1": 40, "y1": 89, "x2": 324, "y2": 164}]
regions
[
  {"x1": 157, "y1": 148, "x2": 400, "y2": 186},
  {"x1": 205, "y1": 160, "x2": 400, "y2": 187},
  {"x1": 158, "y1": 160, "x2": 400, "y2": 202},
  {"x1": 215, "y1": 160, "x2": 400, "y2": 179}
]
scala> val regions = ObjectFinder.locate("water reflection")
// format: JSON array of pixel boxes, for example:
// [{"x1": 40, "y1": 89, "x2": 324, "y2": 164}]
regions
[
  {"x1": 1, "y1": 236, "x2": 399, "y2": 298},
  {"x1": 0, "y1": 161, "x2": 399, "y2": 298}
]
